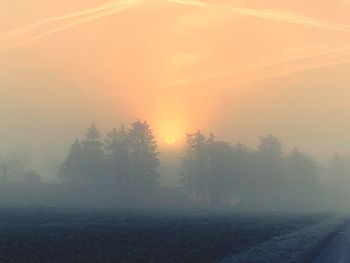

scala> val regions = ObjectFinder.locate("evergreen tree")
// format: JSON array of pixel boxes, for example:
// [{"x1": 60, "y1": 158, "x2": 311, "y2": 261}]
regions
[
  {"x1": 206, "y1": 137, "x2": 233, "y2": 204},
  {"x1": 258, "y1": 134, "x2": 282, "y2": 159},
  {"x1": 60, "y1": 139, "x2": 83, "y2": 182},
  {"x1": 128, "y1": 119, "x2": 159, "y2": 201},
  {"x1": 105, "y1": 125, "x2": 130, "y2": 198},
  {"x1": 327, "y1": 153, "x2": 350, "y2": 202},
  {"x1": 81, "y1": 125, "x2": 106, "y2": 183},
  {"x1": 285, "y1": 147, "x2": 319, "y2": 201},
  {"x1": 0, "y1": 154, "x2": 28, "y2": 183},
  {"x1": 180, "y1": 131, "x2": 208, "y2": 202},
  {"x1": 181, "y1": 132, "x2": 244, "y2": 204},
  {"x1": 255, "y1": 134, "x2": 286, "y2": 201},
  {"x1": 231, "y1": 142, "x2": 252, "y2": 198}
]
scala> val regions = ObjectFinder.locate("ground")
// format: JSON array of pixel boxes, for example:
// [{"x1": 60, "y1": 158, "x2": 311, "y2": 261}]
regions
[
  {"x1": 311, "y1": 221, "x2": 350, "y2": 263},
  {"x1": 0, "y1": 208, "x2": 333, "y2": 263}
]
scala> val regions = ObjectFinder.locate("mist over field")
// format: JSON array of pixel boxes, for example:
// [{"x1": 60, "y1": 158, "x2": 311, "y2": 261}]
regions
[{"x1": 1, "y1": 1, "x2": 350, "y2": 262}]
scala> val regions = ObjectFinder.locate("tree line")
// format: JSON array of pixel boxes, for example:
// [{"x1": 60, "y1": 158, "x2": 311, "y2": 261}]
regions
[
  {"x1": 180, "y1": 132, "x2": 321, "y2": 206},
  {"x1": 1, "y1": 119, "x2": 350, "y2": 208},
  {"x1": 60, "y1": 120, "x2": 159, "y2": 203},
  {"x1": 180, "y1": 131, "x2": 350, "y2": 207}
]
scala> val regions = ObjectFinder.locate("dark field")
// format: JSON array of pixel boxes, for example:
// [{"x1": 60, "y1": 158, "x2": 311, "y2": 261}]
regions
[{"x1": 0, "y1": 208, "x2": 331, "y2": 263}]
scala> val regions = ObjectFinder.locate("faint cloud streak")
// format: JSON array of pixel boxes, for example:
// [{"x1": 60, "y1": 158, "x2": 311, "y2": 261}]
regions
[
  {"x1": 157, "y1": 46, "x2": 350, "y2": 91},
  {"x1": 0, "y1": 0, "x2": 147, "y2": 48},
  {"x1": 166, "y1": 0, "x2": 350, "y2": 32}
]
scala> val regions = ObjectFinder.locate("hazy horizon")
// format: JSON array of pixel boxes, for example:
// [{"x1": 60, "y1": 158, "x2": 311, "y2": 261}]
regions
[{"x1": 2, "y1": 0, "x2": 350, "y2": 180}]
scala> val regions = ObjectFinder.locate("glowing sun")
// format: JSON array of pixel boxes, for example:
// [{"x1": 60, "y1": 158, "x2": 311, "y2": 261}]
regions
[
  {"x1": 165, "y1": 135, "x2": 177, "y2": 145},
  {"x1": 156, "y1": 114, "x2": 186, "y2": 146}
]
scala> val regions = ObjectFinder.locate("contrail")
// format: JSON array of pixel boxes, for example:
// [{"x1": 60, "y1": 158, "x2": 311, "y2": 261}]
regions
[
  {"x1": 1, "y1": 0, "x2": 147, "y2": 48},
  {"x1": 157, "y1": 46, "x2": 350, "y2": 90},
  {"x1": 166, "y1": 0, "x2": 350, "y2": 32},
  {"x1": 3, "y1": 0, "x2": 350, "y2": 48},
  {"x1": 164, "y1": 0, "x2": 210, "y2": 8},
  {"x1": 156, "y1": 0, "x2": 350, "y2": 88}
]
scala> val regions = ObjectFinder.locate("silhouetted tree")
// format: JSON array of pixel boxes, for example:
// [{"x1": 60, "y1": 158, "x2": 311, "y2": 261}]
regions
[
  {"x1": 0, "y1": 154, "x2": 27, "y2": 183},
  {"x1": 181, "y1": 133, "x2": 255, "y2": 204},
  {"x1": 180, "y1": 131, "x2": 208, "y2": 202},
  {"x1": 60, "y1": 139, "x2": 84, "y2": 182},
  {"x1": 206, "y1": 137, "x2": 234, "y2": 204},
  {"x1": 104, "y1": 125, "x2": 130, "y2": 199},
  {"x1": 251, "y1": 134, "x2": 285, "y2": 202},
  {"x1": 285, "y1": 147, "x2": 319, "y2": 201},
  {"x1": 258, "y1": 134, "x2": 282, "y2": 159},
  {"x1": 230, "y1": 142, "x2": 252, "y2": 200},
  {"x1": 327, "y1": 153, "x2": 350, "y2": 203},
  {"x1": 128, "y1": 120, "x2": 160, "y2": 202},
  {"x1": 79, "y1": 125, "x2": 106, "y2": 183}
]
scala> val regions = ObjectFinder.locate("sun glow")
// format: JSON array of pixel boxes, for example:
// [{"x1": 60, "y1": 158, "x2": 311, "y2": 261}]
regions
[
  {"x1": 165, "y1": 135, "x2": 177, "y2": 145},
  {"x1": 160, "y1": 126, "x2": 181, "y2": 146},
  {"x1": 151, "y1": 99, "x2": 189, "y2": 147},
  {"x1": 157, "y1": 120, "x2": 185, "y2": 147}
]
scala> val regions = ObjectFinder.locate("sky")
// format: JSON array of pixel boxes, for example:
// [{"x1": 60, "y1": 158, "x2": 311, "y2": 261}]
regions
[{"x1": 1, "y1": 0, "x2": 350, "y2": 177}]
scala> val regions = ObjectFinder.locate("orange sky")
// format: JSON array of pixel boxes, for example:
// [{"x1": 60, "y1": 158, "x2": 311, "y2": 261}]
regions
[{"x1": 1, "y1": 0, "x2": 350, "y2": 161}]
